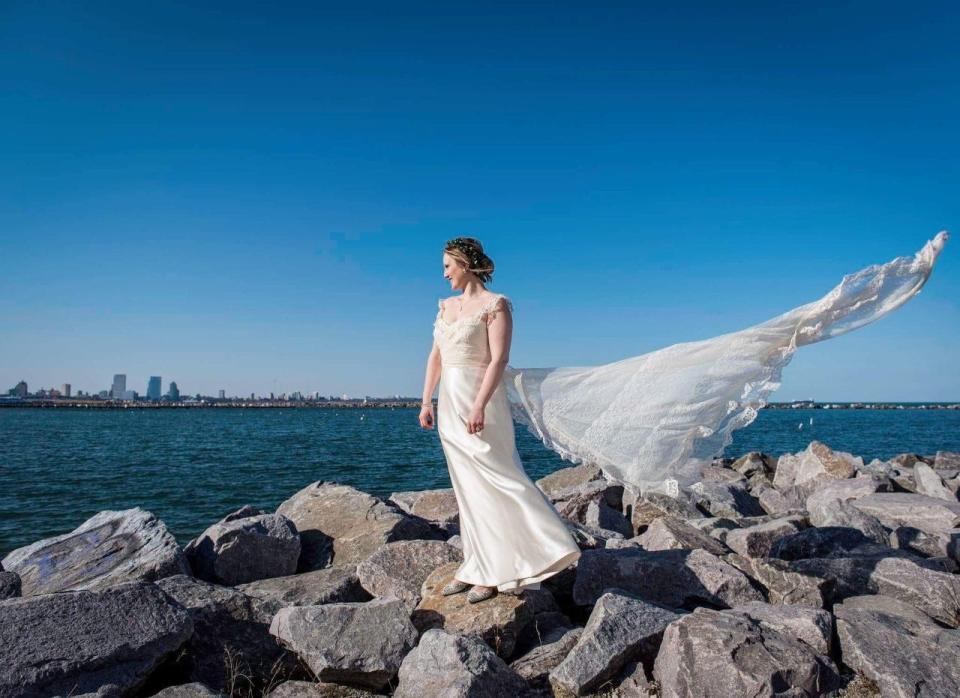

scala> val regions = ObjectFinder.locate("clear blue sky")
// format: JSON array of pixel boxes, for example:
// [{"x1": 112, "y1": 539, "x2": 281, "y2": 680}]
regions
[{"x1": 2, "y1": 1, "x2": 957, "y2": 400}]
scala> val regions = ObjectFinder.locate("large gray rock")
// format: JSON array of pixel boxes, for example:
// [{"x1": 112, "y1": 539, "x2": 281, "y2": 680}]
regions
[
  {"x1": 914, "y1": 463, "x2": 958, "y2": 501},
  {"x1": 510, "y1": 627, "x2": 582, "y2": 690},
  {"x1": 653, "y1": 607, "x2": 839, "y2": 697},
  {"x1": 236, "y1": 567, "x2": 371, "y2": 619},
  {"x1": 774, "y1": 441, "x2": 860, "y2": 490},
  {"x1": 889, "y1": 526, "x2": 960, "y2": 559},
  {"x1": 266, "y1": 681, "x2": 377, "y2": 697},
  {"x1": 276, "y1": 482, "x2": 437, "y2": 570},
  {"x1": 536, "y1": 463, "x2": 605, "y2": 498},
  {"x1": 634, "y1": 515, "x2": 728, "y2": 555},
  {"x1": 1, "y1": 508, "x2": 189, "y2": 596},
  {"x1": 150, "y1": 683, "x2": 226, "y2": 697},
  {"x1": 269, "y1": 597, "x2": 418, "y2": 690},
  {"x1": 387, "y1": 488, "x2": 460, "y2": 535},
  {"x1": 754, "y1": 483, "x2": 806, "y2": 517},
  {"x1": 184, "y1": 509, "x2": 301, "y2": 585},
  {"x1": 935, "y1": 451, "x2": 960, "y2": 470},
  {"x1": 724, "y1": 515, "x2": 804, "y2": 558},
  {"x1": 552, "y1": 481, "x2": 630, "y2": 537},
  {"x1": 156, "y1": 574, "x2": 303, "y2": 691},
  {"x1": 689, "y1": 481, "x2": 764, "y2": 518},
  {"x1": 0, "y1": 570, "x2": 20, "y2": 600},
  {"x1": 808, "y1": 499, "x2": 890, "y2": 545},
  {"x1": 393, "y1": 628, "x2": 527, "y2": 698},
  {"x1": 770, "y1": 526, "x2": 877, "y2": 560},
  {"x1": 572, "y1": 548, "x2": 763, "y2": 609},
  {"x1": 725, "y1": 555, "x2": 832, "y2": 608},
  {"x1": 731, "y1": 452, "x2": 775, "y2": 478},
  {"x1": 549, "y1": 590, "x2": 680, "y2": 696},
  {"x1": 834, "y1": 595, "x2": 960, "y2": 698},
  {"x1": 629, "y1": 491, "x2": 704, "y2": 531},
  {"x1": 851, "y1": 492, "x2": 960, "y2": 534},
  {"x1": 727, "y1": 601, "x2": 832, "y2": 655},
  {"x1": 0, "y1": 580, "x2": 193, "y2": 698},
  {"x1": 356, "y1": 539, "x2": 462, "y2": 608}
]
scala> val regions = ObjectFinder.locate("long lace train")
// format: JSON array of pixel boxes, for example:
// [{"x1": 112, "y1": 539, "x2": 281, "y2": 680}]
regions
[{"x1": 503, "y1": 232, "x2": 950, "y2": 494}]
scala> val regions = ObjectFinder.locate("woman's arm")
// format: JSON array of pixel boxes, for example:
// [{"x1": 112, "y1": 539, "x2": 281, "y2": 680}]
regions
[
  {"x1": 466, "y1": 297, "x2": 512, "y2": 433},
  {"x1": 419, "y1": 338, "x2": 442, "y2": 429}
]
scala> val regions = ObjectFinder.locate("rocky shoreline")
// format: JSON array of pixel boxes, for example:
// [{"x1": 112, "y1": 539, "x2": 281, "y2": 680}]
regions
[{"x1": 2, "y1": 442, "x2": 960, "y2": 697}]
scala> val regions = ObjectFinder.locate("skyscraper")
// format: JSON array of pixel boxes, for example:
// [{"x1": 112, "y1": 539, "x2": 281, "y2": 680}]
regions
[
  {"x1": 61, "y1": 383, "x2": 71, "y2": 397},
  {"x1": 147, "y1": 376, "x2": 162, "y2": 400},
  {"x1": 167, "y1": 381, "x2": 180, "y2": 401},
  {"x1": 218, "y1": 389, "x2": 226, "y2": 399},
  {"x1": 111, "y1": 374, "x2": 126, "y2": 399}
]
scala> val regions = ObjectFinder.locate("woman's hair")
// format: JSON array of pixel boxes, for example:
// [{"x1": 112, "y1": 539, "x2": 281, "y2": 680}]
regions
[{"x1": 444, "y1": 237, "x2": 495, "y2": 283}]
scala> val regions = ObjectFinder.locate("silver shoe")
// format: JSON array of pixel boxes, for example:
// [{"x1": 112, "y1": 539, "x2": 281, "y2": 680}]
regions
[
  {"x1": 442, "y1": 579, "x2": 470, "y2": 596},
  {"x1": 467, "y1": 585, "x2": 498, "y2": 604}
]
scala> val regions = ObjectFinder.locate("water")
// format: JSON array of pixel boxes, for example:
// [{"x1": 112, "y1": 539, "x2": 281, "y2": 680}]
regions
[{"x1": 1, "y1": 407, "x2": 958, "y2": 555}]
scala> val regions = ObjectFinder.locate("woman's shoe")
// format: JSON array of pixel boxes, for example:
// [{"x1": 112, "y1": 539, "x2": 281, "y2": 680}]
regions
[
  {"x1": 467, "y1": 585, "x2": 498, "y2": 604},
  {"x1": 441, "y1": 579, "x2": 470, "y2": 596}
]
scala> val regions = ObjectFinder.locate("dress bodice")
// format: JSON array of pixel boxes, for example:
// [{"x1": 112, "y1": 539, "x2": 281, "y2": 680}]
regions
[{"x1": 433, "y1": 293, "x2": 513, "y2": 367}]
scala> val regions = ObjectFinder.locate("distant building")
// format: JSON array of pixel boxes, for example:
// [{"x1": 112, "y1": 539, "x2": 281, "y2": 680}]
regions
[
  {"x1": 147, "y1": 376, "x2": 162, "y2": 400},
  {"x1": 98, "y1": 390, "x2": 109, "y2": 399},
  {"x1": 111, "y1": 374, "x2": 126, "y2": 399},
  {"x1": 10, "y1": 381, "x2": 28, "y2": 397},
  {"x1": 167, "y1": 381, "x2": 180, "y2": 401},
  {"x1": 218, "y1": 389, "x2": 226, "y2": 399}
]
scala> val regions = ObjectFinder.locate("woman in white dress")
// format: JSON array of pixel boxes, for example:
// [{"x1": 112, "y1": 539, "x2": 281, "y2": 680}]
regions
[{"x1": 418, "y1": 237, "x2": 582, "y2": 604}]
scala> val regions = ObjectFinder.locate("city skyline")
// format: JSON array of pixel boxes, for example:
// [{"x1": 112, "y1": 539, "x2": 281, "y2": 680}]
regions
[{"x1": 2, "y1": 3, "x2": 957, "y2": 401}]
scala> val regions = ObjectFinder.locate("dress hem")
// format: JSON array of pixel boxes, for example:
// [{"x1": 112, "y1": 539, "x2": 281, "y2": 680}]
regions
[{"x1": 455, "y1": 548, "x2": 582, "y2": 592}]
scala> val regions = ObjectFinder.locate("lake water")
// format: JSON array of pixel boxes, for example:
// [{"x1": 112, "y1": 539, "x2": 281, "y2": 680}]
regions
[{"x1": 2, "y1": 407, "x2": 958, "y2": 555}]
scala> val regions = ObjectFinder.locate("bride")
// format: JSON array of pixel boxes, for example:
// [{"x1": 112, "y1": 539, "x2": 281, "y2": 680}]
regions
[{"x1": 419, "y1": 232, "x2": 949, "y2": 604}]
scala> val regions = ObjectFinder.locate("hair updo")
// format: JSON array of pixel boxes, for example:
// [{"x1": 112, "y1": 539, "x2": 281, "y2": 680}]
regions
[{"x1": 444, "y1": 237, "x2": 495, "y2": 283}]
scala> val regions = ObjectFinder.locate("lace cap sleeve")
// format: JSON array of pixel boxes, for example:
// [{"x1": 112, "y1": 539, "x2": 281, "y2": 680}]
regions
[{"x1": 484, "y1": 294, "x2": 513, "y2": 321}]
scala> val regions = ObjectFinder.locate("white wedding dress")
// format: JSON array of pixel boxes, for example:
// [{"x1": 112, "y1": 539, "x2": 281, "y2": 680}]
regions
[
  {"x1": 502, "y1": 231, "x2": 950, "y2": 495},
  {"x1": 434, "y1": 294, "x2": 582, "y2": 592}
]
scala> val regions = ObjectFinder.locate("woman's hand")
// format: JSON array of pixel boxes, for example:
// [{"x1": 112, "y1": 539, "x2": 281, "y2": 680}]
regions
[
  {"x1": 466, "y1": 404, "x2": 485, "y2": 434},
  {"x1": 419, "y1": 403, "x2": 435, "y2": 429}
]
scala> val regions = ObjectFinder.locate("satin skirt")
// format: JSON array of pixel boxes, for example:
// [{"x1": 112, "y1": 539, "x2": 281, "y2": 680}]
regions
[{"x1": 437, "y1": 364, "x2": 582, "y2": 592}]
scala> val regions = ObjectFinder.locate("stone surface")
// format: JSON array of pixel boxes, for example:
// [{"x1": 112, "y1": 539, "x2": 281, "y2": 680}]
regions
[
  {"x1": 412, "y1": 561, "x2": 534, "y2": 659},
  {"x1": 0, "y1": 580, "x2": 193, "y2": 698},
  {"x1": 731, "y1": 452, "x2": 775, "y2": 478},
  {"x1": 690, "y1": 481, "x2": 764, "y2": 518},
  {"x1": 156, "y1": 574, "x2": 303, "y2": 691},
  {"x1": 935, "y1": 450, "x2": 960, "y2": 470},
  {"x1": 727, "y1": 600, "x2": 832, "y2": 655},
  {"x1": 726, "y1": 554, "x2": 832, "y2": 608},
  {"x1": 770, "y1": 526, "x2": 876, "y2": 561},
  {"x1": 724, "y1": 515, "x2": 804, "y2": 558},
  {"x1": 572, "y1": 548, "x2": 763, "y2": 609},
  {"x1": 914, "y1": 462, "x2": 958, "y2": 501},
  {"x1": 850, "y1": 492, "x2": 960, "y2": 534},
  {"x1": 774, "y1": 441, "x2": 860, "y2": 490},
  {"x1": 356, "y1": 539, "x2": 462, "y2": 608},
  {"x1": 834, "y1": 595, "x2": 960, "y2": 698},
  {"x1": 536, "y1": 462, "x2": 605, "y2": 498},
  {"x1": 184, "y1": 510, "x2": 301, "y2": 585},
  {"x1": 269, "y1": 597, "x2": 418, "y2": 690},
  {"x1": 510, "y1": 626, "x2": 582, "y2": 689},
  {"x1": 754, "y1": 483, "x2": 806, "y2": 516},
  {"x1": 387, "y1": 488, "x2": 460, "y2": 535},
  {"x1": 0, "y1": 507, "x2": 189, "y2": 596},
  {"x1": 276, "y1": 481, "x2": 437, "y2": 570},
  {"x1": 553, "y1": 481, "x2": 630, "y2": 536},
  {"x1": 549, "y1": 590, "x2": 680, "y2": 696},
  {"x1": 634, "y1": 515, "x2": 728, "y2": 555},
  {"x1": 150, "y1": 683, "x2": 226, "y2": 697},
  {"x1": 393, "y1": 628, "x2": 527, "y2": 698},
  {"x1": 653, "y1": 607, "x2": 839, "y2": 697},
  {"x1": 266, "y1": 681, "x2": 378, "y2": 697},
  {"x1": 0, "y1": 570, "x2": 20, "y2": 599},
  {"x1": 235, "y1": 567, "x2": 371, "y2": 619},
  {"x1": 629, "y1": 491, "x2": 704, "y2": 531}
]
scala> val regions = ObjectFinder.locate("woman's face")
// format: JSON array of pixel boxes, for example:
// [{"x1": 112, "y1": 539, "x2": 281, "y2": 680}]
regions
[{"x1": 443, "y1": 252, "x2": 469, "y2": 290}]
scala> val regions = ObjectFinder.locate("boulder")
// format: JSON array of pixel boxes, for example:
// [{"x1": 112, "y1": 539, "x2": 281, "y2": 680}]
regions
[
  {"x1": 567, "y1": 520, "x2": 626, "y2": 549},
  {"x1": 537, "y1": 462, "x2": 606, "y2": 498},
  {"x1": 393, "y1": 628, "x2": 527, "y2": 698},
  {"x1": 184, "y1": 510, "x2": 300, "y2": 585},
  {"x1": 356, "y1": 539, "x2": 462, "y2": 608},
  {"x1": 235, "y1": 567, "x2": 371, "y2": 619},
  {"x1": 266, "y1": 681, "x2": 377, "y2": 697},
  {"x1": 653, "y1": 607, "x2": 839, "y2": 697},
  {"x1": 150, "y1": 683, "x2": 226, "y2": 697},
  {"x1": 809, "y1": 502, "x2": 890, "y2": 545},
  {"x1": 731, "y1": 452, "x2": 775, "y2": 478},
  {"x1": 552, "y1": 481, "x2": 630, "y2": 536},
  {"x1": 934, "y1": 451, "x2": 960, "y2": 470},
  {"x1": 269, "y1": 597, "x2": 418, "y2": 690},
  {"x1": 724, "y1": 515, "x2": 804, "y2": 558},
  {"x1": 685, "y1": 516, "x2": 739, "y2": 542},
  {"x1": 850, "y1": 492, "x2": 960, "y2": 534},
  {"x1": 0, "y1": 508, "x2": 189, "y2": 596},
  {"x1": 889, "y1": 526, "x2": 960, "y2": 559},
  {"x1": 914, "y1": 462, "x2": 957, "y2": 501},
  {"x1": 754, "y1": 483, "x2": 805, "y2": 517},
  {"x1": 572, "y1": 548, "x2": 763, "y2": 609},
  {"x1": 727, "y1": 600, "x2": 832, "y2": 655},
  {"x1": 689, "y1": 481, "x2": 764, "y2": 518},
  {"x1": 412, "y1": 561, "x2": 534, "y2": 659},
  {"x1": 834, "y1": 595, "x2": 960, "y2": 698},
  {"x1": 387, "y1": 488, "x2": 460, "y2": 535},
  {"x1": 725, "y1": 555, "x2": 832, "y2": 608},
  {"x1": 774, "y1": 441, "x2": 860, "y2": 490},
  {"x1": 549, "y1": 590, "x2": 681, "y2": 696},
  {"x1": 0, "y1": 580, "x2": 192, "y2": 697},
  {"x1": 509, "y1": 626, "x2": 582, "y2": 690},
  {"x1": 634, "y1": 515, "x2": 728, "y2": 555},
  {"x1": 276, "y1": 482, "x2": 437, "y2": 570},
  {"x1": 629, "y1": 491, "x2": 704, "y2": 531},
  {"x1": 156, "y1": 574, "x2": 303, "y2": 690},
  {"x1": 770, "y1": 526, "x2": 877, "y2": 561}
]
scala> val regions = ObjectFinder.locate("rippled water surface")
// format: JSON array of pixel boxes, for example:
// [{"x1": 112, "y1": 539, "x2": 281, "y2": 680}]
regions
[{"x1": 2, "y1": 407, "x2": 958, "y2": 555}]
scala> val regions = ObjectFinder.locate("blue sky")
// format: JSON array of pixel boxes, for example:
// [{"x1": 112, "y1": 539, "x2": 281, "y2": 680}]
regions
[{"x1": 2, "y1": 1, "x2": 957, "y2": 400}]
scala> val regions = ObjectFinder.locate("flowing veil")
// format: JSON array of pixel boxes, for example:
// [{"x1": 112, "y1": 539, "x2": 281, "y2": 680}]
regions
[{"x1": 504, "y1": 231, "x2": 950, "y2": 495}]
